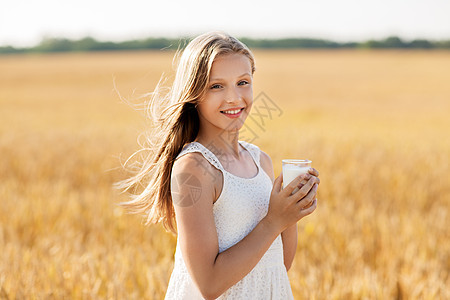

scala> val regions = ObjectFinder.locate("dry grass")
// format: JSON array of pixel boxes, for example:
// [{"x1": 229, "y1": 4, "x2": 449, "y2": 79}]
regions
[{"x1": 0, "y1": 50, "x2": 448, "y2": 299}]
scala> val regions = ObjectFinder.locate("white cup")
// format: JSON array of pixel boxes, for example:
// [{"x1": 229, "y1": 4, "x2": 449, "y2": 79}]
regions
[{"x1": 282, "y1": 159, "x2": 312, "y2": 193}]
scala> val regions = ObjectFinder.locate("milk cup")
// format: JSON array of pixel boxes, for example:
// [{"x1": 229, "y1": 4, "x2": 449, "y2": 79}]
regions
[{"x1": 282, "y1": 159, "x2": 312, "y2": 194}]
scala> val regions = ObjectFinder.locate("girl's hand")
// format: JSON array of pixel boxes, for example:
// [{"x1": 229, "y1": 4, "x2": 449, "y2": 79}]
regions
[{"x1": 264, "y1": 170, "x2": 320, "y2": 233}]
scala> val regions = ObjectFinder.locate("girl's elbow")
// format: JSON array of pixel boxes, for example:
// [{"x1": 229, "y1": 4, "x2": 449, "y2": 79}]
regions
[
  {"x1": 284, "y1": 260, "x2": 293, "y2": 272},
  {"x1": 199, "y1": 286, "x2": 222, "y2": 300},
  {"x1": 201, "y1": 292, "x2": 219, "y2": 300},
  {"x1": 196, "y1": 278, "x2": 224, "y2": 300}
]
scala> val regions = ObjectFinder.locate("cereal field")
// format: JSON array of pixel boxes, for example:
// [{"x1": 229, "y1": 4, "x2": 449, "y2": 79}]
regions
[{"x1": 0, "y1": 49, "x2": 448, "y2": 299}]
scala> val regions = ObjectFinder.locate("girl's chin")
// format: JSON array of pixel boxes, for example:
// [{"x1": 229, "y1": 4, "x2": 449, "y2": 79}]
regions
[
  {"x1": 214, "y1": 122, "x2": 243, "y2": 133},
  {"x1": 223, "y1": 118, "x2": 247, "y2": 130}
]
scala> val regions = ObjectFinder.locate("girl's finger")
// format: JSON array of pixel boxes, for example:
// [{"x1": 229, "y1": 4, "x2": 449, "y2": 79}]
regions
[
  {"x1": 313, "y1": 176, "x2": 320, "y2": 185},
  {"x1": 273, "y1": 173, "x2": 283, "y2": 193},
  {"x1": 308, "y1": 168, "x2": 319, "y2": 177},
  {"x1": 299, "y1": 199, "x2": 317, "y2": 218}
]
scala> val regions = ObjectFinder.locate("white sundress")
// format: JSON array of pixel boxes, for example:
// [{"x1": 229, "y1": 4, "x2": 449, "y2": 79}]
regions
[{"x1": 165, "y1": 140, "x2": 294, "y2": 300}]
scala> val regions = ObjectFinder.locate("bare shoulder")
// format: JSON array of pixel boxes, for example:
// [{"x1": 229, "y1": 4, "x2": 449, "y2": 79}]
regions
[
  {"x1": 173, "y1": 152, "x2": 212, "y2": 178},
  {"x1": 259, "y1": 150, "x2": 272, "y2": 166},
  {"x1": 171, "y1": 152, "x2": 219, "y2": 207},
  {"x1": 259, "y1": 150, "x2": 275, "y2": 182}
]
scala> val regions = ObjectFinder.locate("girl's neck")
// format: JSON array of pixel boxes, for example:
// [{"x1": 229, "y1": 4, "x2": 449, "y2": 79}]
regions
[{"x1": 194, "y1": 129, "x2": 242, "y2": 159}]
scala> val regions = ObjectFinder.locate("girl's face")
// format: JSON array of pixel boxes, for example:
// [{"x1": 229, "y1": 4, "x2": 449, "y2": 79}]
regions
[{"x1": 197, "y1": 53, "x2": 253, "y2": 134}]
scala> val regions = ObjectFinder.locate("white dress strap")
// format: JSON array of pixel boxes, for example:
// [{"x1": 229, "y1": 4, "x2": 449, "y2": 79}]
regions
[{"x1": 239, "y1": 140, "x2": 261, "y2": 168}]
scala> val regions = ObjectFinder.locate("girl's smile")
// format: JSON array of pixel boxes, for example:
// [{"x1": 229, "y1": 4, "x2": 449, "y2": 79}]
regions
[{"x1": 220, "y1": 107, "x2": 245, "y2": 118}]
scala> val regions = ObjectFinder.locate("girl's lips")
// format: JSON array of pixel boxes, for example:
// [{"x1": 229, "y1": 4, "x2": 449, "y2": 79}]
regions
[{"x1": 220, "y1": 107, "x2": 244, "y2": 118}]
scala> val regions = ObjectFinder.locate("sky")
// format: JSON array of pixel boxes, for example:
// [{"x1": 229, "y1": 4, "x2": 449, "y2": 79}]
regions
[{"x1": 1, "y1": 0, "x2": 449, "y2": 47}]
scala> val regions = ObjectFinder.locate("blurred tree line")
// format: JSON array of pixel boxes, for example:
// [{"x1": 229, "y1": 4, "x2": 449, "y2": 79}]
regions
[{"x1": 1, "y1": 36, "x2": 449, "y2": 54}]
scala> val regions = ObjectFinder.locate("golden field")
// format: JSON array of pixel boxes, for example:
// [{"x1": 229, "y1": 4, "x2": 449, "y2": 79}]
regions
[{"x1": 0, "y1": 49, "x2": 449, "y2": 299}]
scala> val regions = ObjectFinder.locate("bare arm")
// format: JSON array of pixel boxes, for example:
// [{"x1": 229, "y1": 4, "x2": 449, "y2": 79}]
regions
[
  {"x1": 260, "y1": 151, "x2": 297, "y2": 271},
  {"x1": 172, "y1": 153, "x2": 318, "y2": 299}
]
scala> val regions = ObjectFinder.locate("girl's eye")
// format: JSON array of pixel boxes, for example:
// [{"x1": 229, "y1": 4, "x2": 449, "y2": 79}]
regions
[
  {"x1": 211, "y1": 84, "x2": 222, "y2": 89},
  {"x1": 238, "y1": 80, "x2": 249, "y2": 86}
]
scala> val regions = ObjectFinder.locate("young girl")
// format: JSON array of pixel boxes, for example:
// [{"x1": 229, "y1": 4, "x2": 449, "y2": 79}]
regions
[{"x1": 119, "y1": 31, "x2": 320, "y2": 299}]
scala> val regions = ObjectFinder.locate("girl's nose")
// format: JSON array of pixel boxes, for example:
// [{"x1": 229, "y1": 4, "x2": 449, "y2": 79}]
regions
[{"x1": 225, "y1": 87, "x2": 242, "y2": 103}]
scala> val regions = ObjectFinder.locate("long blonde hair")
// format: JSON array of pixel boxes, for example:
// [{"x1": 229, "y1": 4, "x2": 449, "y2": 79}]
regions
[{"x1": 117, "y1": 31, "x2": 256, "y2": 233}]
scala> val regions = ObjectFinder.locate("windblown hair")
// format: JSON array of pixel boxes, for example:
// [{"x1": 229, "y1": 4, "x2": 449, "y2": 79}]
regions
[{"x1": 116, "y1": 32, "x2": 256, "y2": 233}]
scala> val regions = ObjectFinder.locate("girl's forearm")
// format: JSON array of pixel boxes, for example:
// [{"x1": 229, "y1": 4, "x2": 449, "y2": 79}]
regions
[
  {"x1": 281, "y1": 224, "x2": 298, "y2": 271},
  {"x1": 202, "y1": 217, "x2": 280, "y2": 299}
]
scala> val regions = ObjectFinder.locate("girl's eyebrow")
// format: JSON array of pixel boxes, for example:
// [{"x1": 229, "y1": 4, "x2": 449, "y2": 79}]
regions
[{"x1": 209, "y1": 72, "x2": 252, "y2": 82}]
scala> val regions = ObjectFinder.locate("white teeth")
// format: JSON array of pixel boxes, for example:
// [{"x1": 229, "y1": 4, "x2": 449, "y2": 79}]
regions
[{"x1": 222, "y1": 108, "x2": 242, "y2": 114}]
